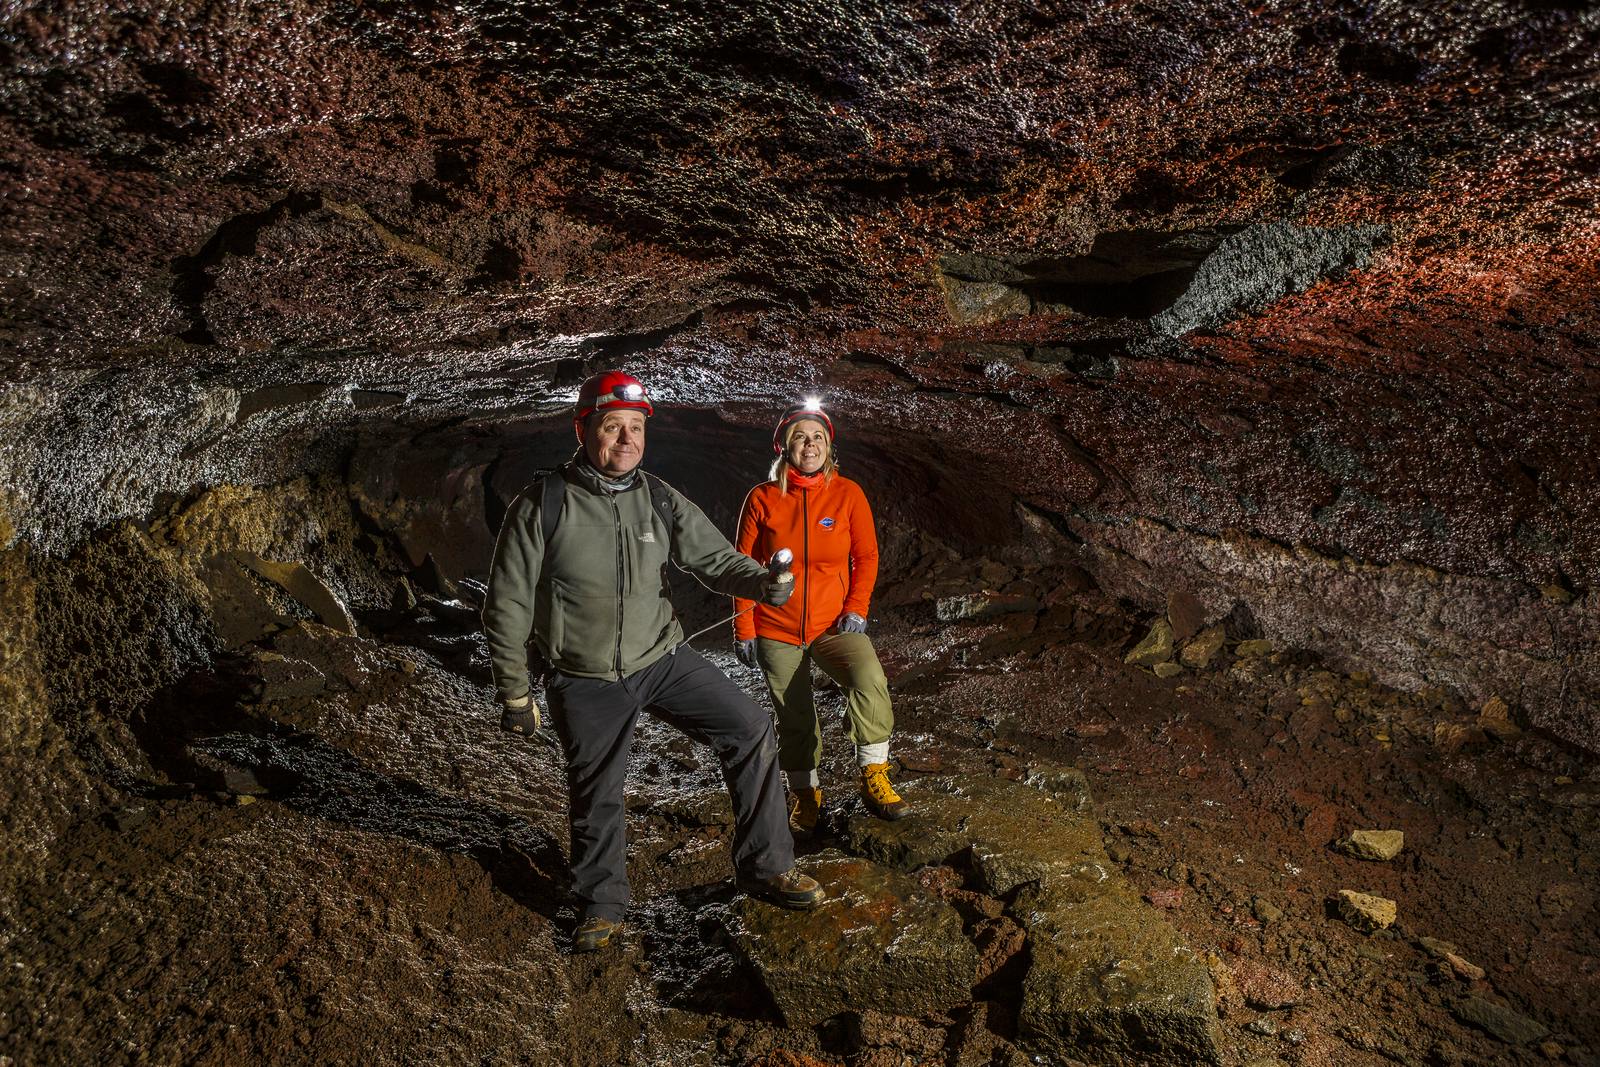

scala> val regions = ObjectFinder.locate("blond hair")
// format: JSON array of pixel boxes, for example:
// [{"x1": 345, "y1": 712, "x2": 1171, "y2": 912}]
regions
[{"x1": 770, "y1": 419, "x2": 837, "y2": 494}]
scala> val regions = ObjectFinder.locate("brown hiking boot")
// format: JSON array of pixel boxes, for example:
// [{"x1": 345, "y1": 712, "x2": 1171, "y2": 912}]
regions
[
  {"x1": 572, "y1": 916, "x2": 620, "y2": 953},
  {"x1": 860, "y1": 762, "x2": 909, "y2": 821},
  {"x1": 736, "y1": 867, "x2": 825, "y2": 910},
  {"x1": 789, "y1": 787, "x2": 823, "y2": 836}
]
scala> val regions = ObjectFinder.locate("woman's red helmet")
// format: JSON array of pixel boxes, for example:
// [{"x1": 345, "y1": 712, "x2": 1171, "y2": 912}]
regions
[
  {"x1": 772, "y1": 401, "x2": 835, "y2": 455},
  {"x1": 574, "y1": 370, "x2": 653, "y2": 440}
]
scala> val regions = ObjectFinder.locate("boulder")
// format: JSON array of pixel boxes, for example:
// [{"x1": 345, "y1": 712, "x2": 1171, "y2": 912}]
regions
[
  {"x1": 1125, "y1": 619, "x2": 1175, "y2": 667},
  {"x1": 722, "y1": 851, "x2": 978, "y2": 1027},
  {"x1": 844, "y1": 772, "x2": 1222, "y2": 1066},
  {"x1": 1167, "y1": 588, "x2": 1206, "y2": 643},
  {"x1": 1180, "y1": 625, "x2": 1227, "y2": 669},
  {"x1": 1018, "y1": 879, "x2": 1223, "y2": 1066},
  {"x1": 1338, "y1": 829, "x2": 1405, "y2": 861}
]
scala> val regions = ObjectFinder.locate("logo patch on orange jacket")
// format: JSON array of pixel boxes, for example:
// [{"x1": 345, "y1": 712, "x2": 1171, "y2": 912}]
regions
[{"x1": 818, "y1": 517, "x2": 835, "y2": 528}]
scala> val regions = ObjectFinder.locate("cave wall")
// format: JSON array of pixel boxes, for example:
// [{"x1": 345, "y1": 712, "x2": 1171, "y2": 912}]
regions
[{"x1": 2, "y1": 0, "x2": 1598, "y2": 753}]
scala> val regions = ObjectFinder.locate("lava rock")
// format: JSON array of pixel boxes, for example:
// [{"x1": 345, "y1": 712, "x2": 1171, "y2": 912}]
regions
[
  {"x1": 1180, "y1": 625, "x2": 1227, "y2": 668},
  {"x1": 1450, "y1": 995, "x2": 1549, "y2": 1045},
  {"x1": 722, "y1": 851, "x2": 978, "y2": 1027},
  {"x1": 935, "y1": 591, "x2": 1040, "y2": 622},
  {"x1": 1125, "y1": 619, "x2": 1175, "y2": 667},
  {"x1": 1167, "y1": 588, "x2": 1207, "y2": 643},
  {"x1": 1338, "y1": 829, "x2": 1405, "y2": 861},
  {"x1": 1334, "y1": 890, "x2": 1397, "y2": 932}
]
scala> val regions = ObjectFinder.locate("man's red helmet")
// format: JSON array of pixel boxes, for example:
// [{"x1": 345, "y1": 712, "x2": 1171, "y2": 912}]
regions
[
  {"x1": 574, "y1": 370, "x2": 653, "y2": 440},
  {"x1": 772, "y1": 401, "x2": 835, "y2": 455}
]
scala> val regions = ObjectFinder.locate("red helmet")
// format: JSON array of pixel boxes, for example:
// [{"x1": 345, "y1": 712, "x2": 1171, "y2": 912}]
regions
[
  {"x1": 574, "y1": 370, "x2": 653, "y2": 439},
  {"x1": 772, "y1": 402, "x2": 835, "y2": 455}
]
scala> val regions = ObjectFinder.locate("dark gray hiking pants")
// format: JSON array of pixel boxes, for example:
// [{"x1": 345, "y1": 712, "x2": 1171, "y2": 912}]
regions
[{"x1": 546, "y1": 646, "x2": 793, "y2": 922}]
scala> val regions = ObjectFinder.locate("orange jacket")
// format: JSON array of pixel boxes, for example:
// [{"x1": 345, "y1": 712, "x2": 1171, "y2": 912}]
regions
[{"x1": 734, "y1": 473, "x2": 879, "y2": 645}]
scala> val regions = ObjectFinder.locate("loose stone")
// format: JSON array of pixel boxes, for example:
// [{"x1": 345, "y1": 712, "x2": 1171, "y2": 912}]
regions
[
  {"x1": 1338, "y1": 829, "x2": 1405, "y2": 861},
  {"x1": 1334, "y1": 890, "x2": 1397, "y2": 931}
]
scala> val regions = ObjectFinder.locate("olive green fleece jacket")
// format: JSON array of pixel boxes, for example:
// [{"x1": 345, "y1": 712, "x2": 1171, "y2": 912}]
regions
[{"x1": 482, "y1": 460, "x2": 773, "y2": 699}]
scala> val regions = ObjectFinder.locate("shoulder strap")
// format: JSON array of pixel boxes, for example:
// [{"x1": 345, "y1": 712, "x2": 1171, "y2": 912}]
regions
[
  {"x1": 539, "y1": 471, "x2": 565, "y2": 551},
  {"x1": 641, "y1": 472, "x2": 677, "y2": 553}
]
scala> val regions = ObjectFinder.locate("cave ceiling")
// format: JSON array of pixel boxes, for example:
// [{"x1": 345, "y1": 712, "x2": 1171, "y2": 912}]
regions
[{"x1": 2, "y1": 0, "x2": 1598, "y2": 591}]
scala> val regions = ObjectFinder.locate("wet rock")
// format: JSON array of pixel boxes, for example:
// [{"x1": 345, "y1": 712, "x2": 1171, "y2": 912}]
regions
[
  {"x1": 1338, "y1": 829, "x2": 1405, "y2": 861},
  {"x1": 1167, "y1": 588, "x2": 1206, "y2": 643},
  {"x1": 935, "y1": 591, "x2": 1040, "y2": 622},
  {"x1": 1450, "y1": 995, "x2": 1549, "y2": 1044},
  {"x1": 1017, "y1": 878, "x2": 1223, "y2": 1066},
  {"x1": 1334, "y1": 890, "x2": 1397, "y2": 932},
  {"x1": 844, "y1": 772, "x2": 1096, "y2": 896},
  {"x1": 844, "y1": 1010, "x2": 945, "y2": 1057},
  {"x1": 1235, "y1": 639, "x2": 1274, "y2": 658},
  {"x1": 723, "y1": 851, "x2": 978, "y2": 1027},
  {"x1": 1152, "y1": 661, "x2": 1184, "y2": 679},
  {"x1": 1180, "y1": 625, "x2": 1227, "y2": 669},
  {"x1": 1124, "y1": 619, "x2": 1175, "y2": 667}
]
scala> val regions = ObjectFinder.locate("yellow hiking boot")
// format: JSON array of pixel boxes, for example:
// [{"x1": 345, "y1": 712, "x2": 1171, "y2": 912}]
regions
[
  {"x1": 789, "y1": 787, "x2": 823, "y2": 836},
  {"x1": 860, "y1": 763, "x2": 909, "y2": 821}
]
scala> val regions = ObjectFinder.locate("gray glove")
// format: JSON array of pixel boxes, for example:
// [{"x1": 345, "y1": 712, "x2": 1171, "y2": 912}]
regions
[
  {"x1": 500, "y1": 693, "x2": 541, "y2": 735},
  {"x1": 836, "y1": 612, "x2": 867, "y2": 634},
  {"x1": 735, "y1": 639, "x2": 758, "y2": 670},
  {"x1": 760, "y1": 575, "x2": 794, "y2": 607}
]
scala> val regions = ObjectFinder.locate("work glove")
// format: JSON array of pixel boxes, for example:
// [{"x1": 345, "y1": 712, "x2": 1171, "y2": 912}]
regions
[
  {"x1": 836, "y1": 613, "x2": 867, "y2": 634},
  {"x1": 500, "y1": 693, "x2": 541, "y2": 736},
  {"x1": 759, "y1": 576, "x2": 793, "y2": 607},
  {"x1": 735, "y1": 639, "x2": 758, "y2": 670}
]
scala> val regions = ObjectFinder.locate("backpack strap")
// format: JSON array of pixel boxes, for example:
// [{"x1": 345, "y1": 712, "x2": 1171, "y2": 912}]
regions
[
  {"x1": 641, "y1": 472, "x2": 677, "y2": 552},
  {"x1": 539, "y1": 470, "x2": 565, "y2": 553}
]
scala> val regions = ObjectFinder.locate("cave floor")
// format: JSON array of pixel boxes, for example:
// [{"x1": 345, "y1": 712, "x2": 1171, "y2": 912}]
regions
[{"x1": 4, "y1": 586, "x2": 1595, "y2": 1067}]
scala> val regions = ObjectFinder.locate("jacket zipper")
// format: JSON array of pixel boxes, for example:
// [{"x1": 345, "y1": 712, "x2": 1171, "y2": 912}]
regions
[
  {"x1": 611, "y1": 494, "x2": 624, "y2": 677},
  {"x1": 800, "y1": 489, "x2": 809, "y2": 645}
]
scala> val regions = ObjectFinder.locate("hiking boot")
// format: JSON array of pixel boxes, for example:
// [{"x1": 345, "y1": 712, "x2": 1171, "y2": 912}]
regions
[
  {"x1": 860, "y1": 762, "x2": 909, "y2": 821},
  {"x1": 736, "y1": 867, "x2": 825, "y2": 910},
  {"x1": 572, "y1": 916, "x2": 620, "y2": 953},
  {"x1": 789, "y1": 787, "x2": 823, "y2": 836}
]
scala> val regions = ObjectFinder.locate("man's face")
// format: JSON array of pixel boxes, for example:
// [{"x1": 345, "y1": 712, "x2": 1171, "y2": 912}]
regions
[
  {"x1": 784, "y1": 419, "x2": 829, "y2": 475},
  {"x1": 585, "y1": 410, "x2": 647, "y2": 476}
]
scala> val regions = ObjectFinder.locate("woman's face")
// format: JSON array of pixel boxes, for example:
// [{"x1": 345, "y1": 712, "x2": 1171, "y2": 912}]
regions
[{"x1": 785, "y1": 419, "x2": 830, "y2": 475}]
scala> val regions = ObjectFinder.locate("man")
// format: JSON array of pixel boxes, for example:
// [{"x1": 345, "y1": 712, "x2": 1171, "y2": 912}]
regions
[{"x1": 483, "y1": 369, "x2": 824, "y2": 953}]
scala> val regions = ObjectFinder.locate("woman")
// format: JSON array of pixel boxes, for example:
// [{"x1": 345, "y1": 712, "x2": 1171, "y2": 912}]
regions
[{"x1": 733, "y1": 401, "x2": 910, "y2": 833}]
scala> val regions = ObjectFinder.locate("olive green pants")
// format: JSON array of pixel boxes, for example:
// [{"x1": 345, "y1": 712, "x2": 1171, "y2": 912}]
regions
[{"x1": 756, "y1": 632, "x2": 894, "y2": 772}]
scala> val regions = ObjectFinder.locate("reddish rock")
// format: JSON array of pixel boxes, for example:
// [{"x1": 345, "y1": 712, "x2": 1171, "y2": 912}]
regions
[{"x1": 1145, "y1": 886, "x2": 1185, "y2": 909}]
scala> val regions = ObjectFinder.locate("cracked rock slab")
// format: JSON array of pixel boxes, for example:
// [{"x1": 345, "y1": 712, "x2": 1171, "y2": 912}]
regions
[
  {"x1": 843, "y1": 772, "x2": 1222, "y2": 1066},
  {"x1": 721, "y1": 850, "x2": 978, "y2": 1027}
]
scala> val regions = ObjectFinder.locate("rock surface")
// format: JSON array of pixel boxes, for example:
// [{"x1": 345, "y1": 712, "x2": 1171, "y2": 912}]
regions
[
  {"x1": 845, "y1": 773, "x2": 1222, "y2": 1066},
  {"x1": 1338, "y1": 829, "x2": 1405, "y2": 861},
  {"x1": 722, "y1": 851, "x2": 978, "y2": 1027},
  {"x1": 1334, "y1": 890, "x2": 1397, "y2": 932}
]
